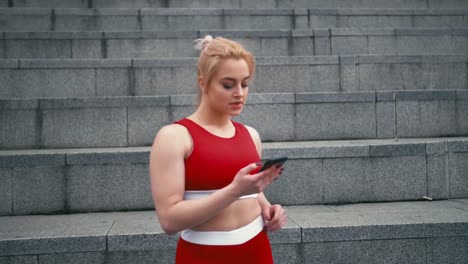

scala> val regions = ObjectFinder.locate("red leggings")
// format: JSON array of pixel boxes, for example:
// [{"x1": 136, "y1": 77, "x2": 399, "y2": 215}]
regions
[{"x1": 175, "y1": 230, "x2": 273, "y2": 264}]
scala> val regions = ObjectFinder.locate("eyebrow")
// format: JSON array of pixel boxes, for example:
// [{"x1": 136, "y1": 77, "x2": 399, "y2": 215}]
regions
[{"x1": 221, "y1": 76, "x2": 250, "y2": 82}]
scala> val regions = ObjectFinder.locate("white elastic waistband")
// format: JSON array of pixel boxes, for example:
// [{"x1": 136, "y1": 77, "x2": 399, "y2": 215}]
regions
[
  {"x1": 181, "y1": 216, "x2": 264, "y2": 246},
  {"x1": 184, "y1": 190, "x2": 258, "y2": 200}
]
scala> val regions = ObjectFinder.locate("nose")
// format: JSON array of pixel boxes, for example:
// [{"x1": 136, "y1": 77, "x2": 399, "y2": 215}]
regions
[{"x1": 234, "y1": 84, "x2": 244, "y2": 97}]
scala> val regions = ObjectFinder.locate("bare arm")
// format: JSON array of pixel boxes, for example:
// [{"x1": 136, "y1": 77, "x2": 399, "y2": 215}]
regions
[{"x1": 150, "y1": 124, "x2": 280, "y2": 235}]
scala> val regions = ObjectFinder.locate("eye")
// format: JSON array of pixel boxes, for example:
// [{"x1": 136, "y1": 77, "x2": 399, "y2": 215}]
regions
[
  {"x1": 241, "y1": 83, "x2": 248, "y2": 88},
  {"x1": 223, "y1": 84, "x2": 234, "y2": 89}
]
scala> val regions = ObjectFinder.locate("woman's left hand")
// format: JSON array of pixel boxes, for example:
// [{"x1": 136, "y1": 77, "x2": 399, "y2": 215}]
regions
[{"x1": 262, "y1": 204, "x2": 287, "y2": 232}]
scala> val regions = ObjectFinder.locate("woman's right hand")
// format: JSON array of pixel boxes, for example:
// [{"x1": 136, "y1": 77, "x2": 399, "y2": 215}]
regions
[{"x1": 229, "y1": 163, "x2": 283, "y2": 198}]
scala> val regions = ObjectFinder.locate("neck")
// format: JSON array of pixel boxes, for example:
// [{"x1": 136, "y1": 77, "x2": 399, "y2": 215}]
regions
[{"x1": 190, "y1": 103, "x2": 231, "y2": 127}]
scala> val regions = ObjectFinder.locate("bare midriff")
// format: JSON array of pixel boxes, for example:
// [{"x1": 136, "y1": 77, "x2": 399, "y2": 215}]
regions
[{"x1": 191, "y1": 198, "x2": 261, "y2": 231}]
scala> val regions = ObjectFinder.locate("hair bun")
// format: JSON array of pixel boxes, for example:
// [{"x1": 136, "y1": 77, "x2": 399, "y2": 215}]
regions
[{"x1": 194, "y1": 35, "x2": 214, "y2": 51}]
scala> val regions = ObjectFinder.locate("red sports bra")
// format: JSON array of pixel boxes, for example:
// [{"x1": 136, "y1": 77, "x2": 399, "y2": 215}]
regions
[{"x1": 174, "y1": 118, "x2": 261, "y2": 191}]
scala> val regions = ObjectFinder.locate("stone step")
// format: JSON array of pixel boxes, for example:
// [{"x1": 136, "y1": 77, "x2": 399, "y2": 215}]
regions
[
  {"x1": 2, "y1": 90, "x2": 467, "y2": 149},
  {"x1": 1, "y1": 8, "x2": 468, "y2": 32},
  {"x1": 1, "y1": 199, "x2": 467, "y2": 263},
  {"x1": 2, "y1": 28, "x2": 468, "y2": 59},
  {"x1": 6, "y1": 0, "x2": 468, "y2": 9},
  {"x1": 1, "y1": 137, "x2": 467, "y2": 215},
  {"x1": 1, "y1": 55, "x2": 467, "y2": 100}
]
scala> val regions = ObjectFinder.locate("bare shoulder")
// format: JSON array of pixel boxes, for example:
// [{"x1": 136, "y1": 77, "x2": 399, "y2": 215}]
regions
[
  {"x1": 244, "y1": 125, "x2": 262, "y2": 154},
  {"x1": 151, "y1": 124, "x2": 192, "y2": 155},
  {"x1": 244, "y1": 125, "x2": 261, "y2": 141}
]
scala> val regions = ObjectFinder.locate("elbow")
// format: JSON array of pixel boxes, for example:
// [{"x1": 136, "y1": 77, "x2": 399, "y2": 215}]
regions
[
  {"x1": 159, "y1": 219, "x2": 180, "y2": 235},
  {"x1": 157, "y1": 213, "x2": 182, "y2": 235}
]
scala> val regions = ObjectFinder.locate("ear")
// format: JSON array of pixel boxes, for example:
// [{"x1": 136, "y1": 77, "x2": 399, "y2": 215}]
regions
[{"x1": 198, "y1": 76, "x2": 207, "y2": 94}]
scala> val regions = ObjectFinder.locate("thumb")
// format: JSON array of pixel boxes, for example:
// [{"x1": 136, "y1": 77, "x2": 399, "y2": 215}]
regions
[
  {"x1": 239, "y1": 162, "x2": 261, "y2": 175},
  {"x1": 262, "y1": 206, "x2": 271, "y2": 221}
]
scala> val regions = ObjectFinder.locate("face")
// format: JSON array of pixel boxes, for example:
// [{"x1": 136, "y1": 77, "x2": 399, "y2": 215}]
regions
[{"x1": 200, "y1": 58, "x2": 251, "y2": 117}]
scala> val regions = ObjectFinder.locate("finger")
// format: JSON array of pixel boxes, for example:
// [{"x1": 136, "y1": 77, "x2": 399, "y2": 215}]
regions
[{"x1": 240, "y1": 162, "x2": 261, "y2": 175}]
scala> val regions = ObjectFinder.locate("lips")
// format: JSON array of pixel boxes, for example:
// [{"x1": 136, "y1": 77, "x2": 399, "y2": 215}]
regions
[{"x1": 230, "y1": 101, "x2": 243, "y2": 109}]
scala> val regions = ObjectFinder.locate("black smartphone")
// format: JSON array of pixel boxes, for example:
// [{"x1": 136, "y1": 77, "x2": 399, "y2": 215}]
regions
[{"x1": 259, "y1": 156, "x2": 288, "y2": 172}]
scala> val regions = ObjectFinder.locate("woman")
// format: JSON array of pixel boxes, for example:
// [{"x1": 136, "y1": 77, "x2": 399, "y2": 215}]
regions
[{"x1": 149, "y1": 35, "x2": 287, "y2": 263}]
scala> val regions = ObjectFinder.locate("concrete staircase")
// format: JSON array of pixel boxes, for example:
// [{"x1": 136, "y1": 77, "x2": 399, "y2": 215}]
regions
[{"x1": 1, "y1": 0, "x2": 468, "y2": 263}]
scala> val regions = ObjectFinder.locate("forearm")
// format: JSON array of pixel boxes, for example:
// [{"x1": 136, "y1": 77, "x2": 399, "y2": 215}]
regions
[{"x1": 157, "y1": 185, "x2": 239, "y2": 235}]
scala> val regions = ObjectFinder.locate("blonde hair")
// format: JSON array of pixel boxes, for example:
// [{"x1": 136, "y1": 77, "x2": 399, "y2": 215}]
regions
[{"x1": 193, "y1": 36, "x2": 255, "y2": 100}]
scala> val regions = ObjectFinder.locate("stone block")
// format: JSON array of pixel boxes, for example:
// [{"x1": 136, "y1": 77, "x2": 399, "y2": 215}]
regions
[
  {"x1": 376, "y1": 102, "x2": 396, "y2": 138},
  {"x1": 134, "y1": 66, "x2": 197, "y2": 96},
  {"x1": 427, "y1": 155, "x2": 449, "y2": 200},
  {"x1": 38, "y1": 252, "x2": 104, "y2": 264},
  {"x1": 254, "y1": 65, "x2": 309, "y2": 93},
  {"x1": 302, "y1": 240, "x2": 372, "y2": 264},
  {"x1": 359, "y1": 62, "x2": 466, "y2": 91},
  {"x1": 322, "y1": 158, "x2": 372, "y2": 204},
  {"x1": 296, "y1": 91, "x2": 375, "y2": 103},
  {"x1": 144, "y1": 14, "x2": 223, "y2": 31},
  {"x1": 369, "y1": 143, "x2": 426, "y2": 157},
  {"x1": 295, "y1": 102, "x2": 376, "y2": 140},
  {"x1": 0, "y1": 151, "x2": 65, "y2": 168},
  {"x1": 307, "y1": 65, "x2": 340, "y2": 92},
  {"x1": 272, "y1": 244, "x2": 302, "y2": 264},
  {"x1": 368, "y1": 36, "x2": 398, "y2": 55},
  {"x1": 341, "y1": 15, "x2": 412, "y2": 28},
  {"x1": 128, "y1": 106, "x2": 171, "y2": 146},
  {"x1": 67, "y1": 164, "x2": 152, "y2": 212},
  {"x1": 96, "y1": 68, "x2": 130, "y2": 96},
  {"x1": 457, "y1": 99, "x2": 468, "y2": 135},
  {"x1": 107, "y1": 211, "x2": 168, "y2": 247},
  {"x1": 171, "y1": 106, "x2": 198, "y2": 121},
  {"x1": 41, "y1": 108, "x2": 127, "y2": 148},
  {"x1": 427, "y1": 236, "x2": 468, "y2": 264},
  {"x1": 0, "y1": 213, "x2": 111, "y2": 256},
  {"x1": 449, "y1": 153, "x2": 468, "y2": 198},
  {"x1": 261, "y1": 38, "x2": 289, "y2": 56},
  {"x1": 224, "y1": 14, "x2": 292, "y2": 30},
  {"x1": 322, "y1": 156, "x2": 426, "y2": 203},
  {"x1": 396, "y1": 100, "x2": 457, "y2": 137},
  {"x1": 234, "y1": 104, "x2": 295, "y2": 141},
  {"x1": 396, "y1": 36, "x2": 455, "y2": 55},
  {"x1": 339, "y1": 56, "x2": 358, "y2": 91},
  {"x1": 0, "y1": 255, "x2": 37, "y2": 264},
  {"x1": 294, "y1": 9, "x2": 308, "y2": 29},
  {"x1": 54, "y1": 10, "x2": 139, "y2": 31},
  {"x1": 426, "y1": 141, "x2": 447, "y2": 155},
  {"x1": 66, "y1": 149, "x2": 149, "y2": 166},
  {"x1": 448, "y1": 140, "x2": 468, "y2": 153},
  {"x1": 268, "y1": 219, "x2": 301, "y2": 244},
  {"x1": 0, "y1": 169, "x2": 12, "y2": 216},
  {"x1": 367, "y1": 156, "x2": 427, "y2": 201},
  {"x1": 13, "y1": 0, "x2": 89, "y2": 7},
  {"x1": 314, "y1": 35, "x2": 331, "y2": 55},
  {"x1": 0, "y1": 110, "x2": 38, "y2": 149},
  {"x1": 309, "y1": 15, "x2": 337, "y2": 28},
  {"x1": 331, "y1": 36, "x2": 368, "y2": 55},
  {"x1": 71, "y1": 40, "x2": 103, "y2": 58},
  {"x1": 5, "y1": 40, "x2": 72, "y2": 59},
  {"x1": 0, "y1": 68, "x2": 96, "y2": 98},
  {"x1": 107, "y1": 251, "x2": 175, "y2": 264},
  {"x1": 429, "y1": 0, "x2": 468, "y2": 7},
  {"x1": 106, "y1": 38, "x2": 196, "y2": 58},
  {"x1": 264, "y1": 159, "x2": 323, "y2": 205},
  {"x1": 12, "y1": 167, "x2": 65, "y2": 215},
  {"x1": 0, "y1": 9, "x2": 51, "y2": 31},
  {"x1": 415, "y1": 15, "x2": 466, "y2": 27},
  {"x1": 94, "y1": 0, "x2": 165, "y2": 8}
]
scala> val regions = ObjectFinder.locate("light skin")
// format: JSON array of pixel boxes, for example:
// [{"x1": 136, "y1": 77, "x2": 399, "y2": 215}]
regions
[{"x1": 149, "y1": 58, "x2": 287, "y2": 235}]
